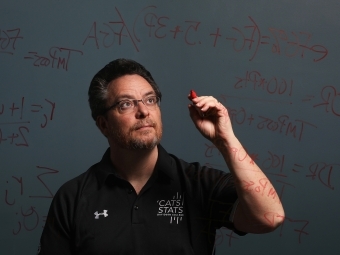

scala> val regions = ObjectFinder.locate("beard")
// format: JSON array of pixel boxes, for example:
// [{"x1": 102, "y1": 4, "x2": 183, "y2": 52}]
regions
[{"x1": 110, "y1": 118, "x2": 162, "y2": 150}]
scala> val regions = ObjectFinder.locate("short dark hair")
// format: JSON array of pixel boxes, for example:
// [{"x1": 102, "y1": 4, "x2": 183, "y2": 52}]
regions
[{"x1": 88, "y1": 58, "x2": 162, "y2": 121}]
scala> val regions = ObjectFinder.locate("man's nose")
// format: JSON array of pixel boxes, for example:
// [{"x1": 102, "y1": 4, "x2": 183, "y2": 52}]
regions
[{"x1": 135, "y1": 100, "x2": 149, "y2": 117}]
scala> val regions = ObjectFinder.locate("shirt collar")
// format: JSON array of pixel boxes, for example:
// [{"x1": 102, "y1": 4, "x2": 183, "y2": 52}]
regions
[
  {"x1": 95, "y1": 144, "x2": 175, "y2": 189},
  {"x1": 95, "y1": 148, "x2": 116, "y2": 189},
  {"x1": 154, "y1": 144, "x2": 176, "y2": 180}
]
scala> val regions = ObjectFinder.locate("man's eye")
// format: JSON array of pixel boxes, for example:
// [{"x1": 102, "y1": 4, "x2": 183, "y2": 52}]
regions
[
  {"x1": 146, "y1": 97, "x2": 156, "y2": 104},
  {"x1": 119, "y1": 101, "x2": 133, "y2": 109}
]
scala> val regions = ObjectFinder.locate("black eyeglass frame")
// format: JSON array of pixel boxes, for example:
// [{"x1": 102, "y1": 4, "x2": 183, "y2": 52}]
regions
[{"x1": 102, "y1": 95, "x2": 161, "y2": 115}]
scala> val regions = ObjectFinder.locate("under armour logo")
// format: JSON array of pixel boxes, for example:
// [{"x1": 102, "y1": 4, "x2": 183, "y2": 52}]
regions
[{"x1": 94, "y1": 210, "x2": 108, "y2": 219}]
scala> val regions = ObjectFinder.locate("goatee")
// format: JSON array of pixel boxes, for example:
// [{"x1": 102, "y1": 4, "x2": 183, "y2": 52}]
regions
[{"x1": 113, "y1": 119, "x2": 162, "y2": 150}]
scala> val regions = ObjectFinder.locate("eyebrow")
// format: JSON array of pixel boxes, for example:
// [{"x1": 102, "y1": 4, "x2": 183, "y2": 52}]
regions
[{"x1": 114, "y1": 91, "x2": 156, "y2": 101}]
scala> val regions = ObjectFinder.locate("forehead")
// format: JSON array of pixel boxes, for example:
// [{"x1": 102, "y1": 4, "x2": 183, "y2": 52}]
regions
[{"x1": 107, "y1": 74, "x2": 154, "y2": 99}]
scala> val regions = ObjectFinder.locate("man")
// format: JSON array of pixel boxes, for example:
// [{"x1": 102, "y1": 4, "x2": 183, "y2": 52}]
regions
[{"x1": 38, "y1": 58, "x2": 284, "y2": 255}]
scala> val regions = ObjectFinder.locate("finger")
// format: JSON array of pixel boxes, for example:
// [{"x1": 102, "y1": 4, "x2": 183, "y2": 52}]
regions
[
  {"x1": 196, "y1": 97, "x2": 220, "y2": 112},
  {"x1": 194, "y1": 96, "x2": 218, "y2": 105},
  {"x1": 188, "y1": 104, "x2": 202, "y2": 122}
]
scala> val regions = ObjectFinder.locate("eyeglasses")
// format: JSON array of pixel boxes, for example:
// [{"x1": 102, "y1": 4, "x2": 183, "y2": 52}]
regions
[{"x1": 104, "y1": 95, "x2": 160, "y2": 114}]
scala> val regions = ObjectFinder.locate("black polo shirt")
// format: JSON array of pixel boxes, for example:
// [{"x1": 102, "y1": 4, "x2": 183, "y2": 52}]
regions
[{"x1": 39, "y1": 145, "x2": 244, "y2": 255}]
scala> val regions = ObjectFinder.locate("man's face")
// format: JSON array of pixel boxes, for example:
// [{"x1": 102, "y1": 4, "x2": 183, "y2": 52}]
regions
[{"x1": 101, "y1": 74, "x2": 162, "y2": 150}]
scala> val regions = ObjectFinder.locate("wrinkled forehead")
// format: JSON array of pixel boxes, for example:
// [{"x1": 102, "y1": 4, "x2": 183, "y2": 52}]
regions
[{"x1": 107, "y1": 74, "x2": 156, "y2": 100}]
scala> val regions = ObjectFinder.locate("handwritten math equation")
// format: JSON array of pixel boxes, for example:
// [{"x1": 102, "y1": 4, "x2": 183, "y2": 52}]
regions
[
  {"x1": 229, "y1": 70, "x2": 340, "y2": 118},
  {"x1": 216, "y1": 70, "x2": 340, "y2": 133},
  {"x1": 1, "y1": 26, "x2": 83, "y2": 72},
  {"x1": 0, "y1": 97, "x2": 56, "y2": 147},
  {"x1": 23, "y1": 47, "x2": 83, "y2": 71},
  {"x1": 82, "y1": 6, "x2": 328, "y2": 62},
  {"x1": 2, "y1": 5, "x2": 329, "y2": 73},
  {"x1": 204, "y1": 145, "x2": 337, "y2": 191},
  {"x1": 0, "y1": 28, "x2": 23, "y2": 55},
  {"x1": 3, "y1": 166, "x2": 59, "y2": 236},
  {"x1": 222, "y1": 104, "x2": 317, "y2": 142},
  {"x1": 204, "y1": 145, "x2": 338, "y2": 246}
]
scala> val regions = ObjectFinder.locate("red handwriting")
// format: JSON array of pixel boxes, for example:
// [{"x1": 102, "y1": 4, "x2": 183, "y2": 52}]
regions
[
  {"x1": 306, "y1": 162, "x2": 339, "y2": 190},
  {"x1": 29, "y1": 166, "x2": 59, "y2": 198},
  {"x1": 262, "y1": 151, "x2": 286, "y2": 176},
  {"x1": 4, "y1": 166, "x2": 59, "y2": 235},
  {"x1": 234, "y1": 70, "x2": 294, "y2": 97},
  {"x1": 12, "y1": 206, "x2": 40, "y2": 235},
  {"x1": 223, "y1": 105, "x2": 317, "y2": 142},
  {"x1": 0, "y1": 126, "x2": 29, "y2": 146},
  {"x1": 0, "y1": 97, "x2": 56, "y2": 147},
  {"x1": 225, "y1": 74, "x2": 340, "y2": 119},
  {"x1": 204, "y1": 144, "x2": 258, "y2": 165},
  {"x1": 83, "y1": 6, "x2": 202, "y2": 50},
  {"x1": 277, "y1": 215, "x2": 310, "y2": 244},
  {"x1": 134, "y1": 6, "x2": 201, "y2": 46},
  {"x1": 214, "y1": 214, "x2": 308, "y2": 247},
  {"x1": 266, "y1": 154, "x2": 338, "y2": 193},
  {"x1": 201, "y1": 205, "x2": 307, "y2": 247},
  {"x1": 224, "y1": 16, "x2": 327, "y2": 62},
  {"x1": 262, "y1": 151, "x2": 338, "y2": 192},
  {"x1": 204, "y1": 143, "x2": 221, "y2": 158},
  {"x1": 311, "y1": 85, "x2": 340, "y2": 117},
  {"x1": 24, "y1": 47, "x2": 83, "y2": 71},
  {"x1": 204, "y1": 146, "x2": 338, "y2": 193},
  {"x1": 141, "y1": 7, "x2": 201, "y2": 45},
  {"x1": 243, "y1": 178, "x2": 280, "y2": 203},
  {"x1": 83, "y1": 7, "x2": 139, "y2": 51},
  {"x1": 4, "y1": 166, "x2": 59, "y2": 205},
  {"x1": 214, "y1": 227, "x2": 239, "y2": 247},
  {"x1": 263, "y1": 213, "x2": 309, "y2": 244},
  {"x1": 0, "y1": 28, "x2": 23, "y2": 55},
  {"x1": 257, "y1": 116, "x2": 316, "y2": 141},
  {"x1": 5, "y1": 176, "x2": 23, "y2": 206},
  {"x1": 81, "y1": 6, "x2": 328, "y2": 62},
  {"x1": 217, "y1": 214, "x2": 309, "y2": 247}
]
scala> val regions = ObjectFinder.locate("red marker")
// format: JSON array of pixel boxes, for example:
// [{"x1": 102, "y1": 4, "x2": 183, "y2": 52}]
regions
[
  {"x1": 190, "y1": 89, "x2": 197, "y2": 99},
  {"x1": 189, "y1": 90, "x2": 204, "y2": 117}
]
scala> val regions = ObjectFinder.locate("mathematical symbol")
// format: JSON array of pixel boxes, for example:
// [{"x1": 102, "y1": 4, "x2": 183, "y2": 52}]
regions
[
  {"x1": 210, "y1": 27, "x2": 222, "y2": 47},
  {"x1": 260, "y1": 35, "x2": 270, "y2": 45},
  {"x1": 170, "y1": 25, "x2": 183, "y2": 39},
  {"x1": 31, "y1": 104, "x2": 43, "y2": 112},
  {"x1": 292, "y1": 163, "x2": 303, "y2": 173}
]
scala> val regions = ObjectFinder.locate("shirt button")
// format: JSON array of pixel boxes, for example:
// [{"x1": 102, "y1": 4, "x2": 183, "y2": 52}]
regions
[
  {"x1": 128, "y1": 189, "x2": 133, "y2": 194},
  {"x1": 134, "y1": 205, "x2": 139, "y2": 210}
]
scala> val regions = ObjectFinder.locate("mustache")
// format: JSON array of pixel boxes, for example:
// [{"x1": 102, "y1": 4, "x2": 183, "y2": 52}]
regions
[{"x1": 132, "y1": 119, "x2": 157, "y2": 130}]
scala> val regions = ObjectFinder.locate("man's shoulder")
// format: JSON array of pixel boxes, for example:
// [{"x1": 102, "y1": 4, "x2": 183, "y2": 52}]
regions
[
  {"x1": 56, "y1": 148, "x2": 112, "y2": 196},
  {"x1": 54, "y1": 161, "x2": 101, "y2": 200}
]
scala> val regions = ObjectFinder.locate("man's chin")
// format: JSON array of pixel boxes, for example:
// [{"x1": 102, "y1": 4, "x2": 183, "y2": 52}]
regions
[
  {"x1": 112, "y1": 126, "x2": 162, "y2": 150},
  {"x1": 128, "y1": 137, "x2": 160, "y2": 150}
]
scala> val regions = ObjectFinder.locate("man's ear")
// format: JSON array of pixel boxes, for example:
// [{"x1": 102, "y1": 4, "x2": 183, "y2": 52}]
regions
[{"x1": 96, "y1": 115, "x2": 109, "y2": 137}]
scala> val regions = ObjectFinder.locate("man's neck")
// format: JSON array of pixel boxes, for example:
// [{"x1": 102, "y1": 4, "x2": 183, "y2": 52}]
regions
[{"x1": 109, "y1": 145, "x2": 158, "y2": 194}]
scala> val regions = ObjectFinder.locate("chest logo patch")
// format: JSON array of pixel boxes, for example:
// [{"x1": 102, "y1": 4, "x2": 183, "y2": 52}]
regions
[
  {"x1": 94, "y1": 210, "x2": 108, "y2": 219},
  {"x1": 157, "y1": 192, "x2": 184, "y2": 224}
]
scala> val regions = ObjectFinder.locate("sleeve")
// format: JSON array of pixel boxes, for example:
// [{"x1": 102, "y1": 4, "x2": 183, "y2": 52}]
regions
[
  {"x1": 38, "y1": 181, "x2": 77, "y2": 255},
  {"x1": 209, "y1": 172, "x2": 247, "y2": 236}
]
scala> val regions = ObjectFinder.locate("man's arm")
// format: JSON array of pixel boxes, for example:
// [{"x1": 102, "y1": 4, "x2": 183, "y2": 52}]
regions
[{"x1": 188, "y1": 94, "x2": 285, "y2": 233}]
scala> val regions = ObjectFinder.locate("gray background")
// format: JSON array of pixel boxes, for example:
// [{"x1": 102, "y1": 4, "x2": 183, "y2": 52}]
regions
[{"x1": 1, "y1": 0, "x2": 339, "y2": 254}]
